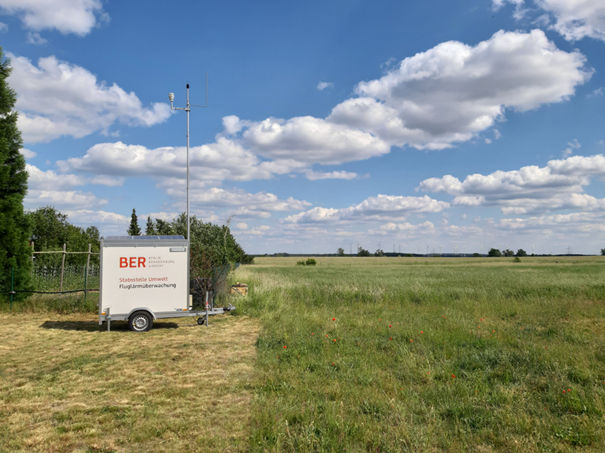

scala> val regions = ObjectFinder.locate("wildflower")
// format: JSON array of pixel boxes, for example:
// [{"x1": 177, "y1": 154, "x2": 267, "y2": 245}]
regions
[
  {"x1": 410, "y1": 339, "x2": 413, "y2": 342},
  {"x1": 357, "y1": 342, "x2": 359, "y2": 345},
  {"x1": 492, "y1": 330, "x2": 495, "y2": 333},
  {"x1": 545, "y1": 347, "x2": 548, "y2": 349},
  {"x1": 427, "y1": 371, "x2": 430, "y2": 374},
  {"x1": 311, "y1": 333, "x2": 314, "y2": 335},
  {"x1": 389, "y1": 337, "x2": 392, "y2": 341},
  {"x1": 332, "y1": 362, "x2": 335, "y2": 365},
  {"x1": 563, "y1": 390, "x2": 565, "y2": 393},
  {"x1": 452, "y1": 375, "x2": 456, "y2": 378},
  {"x1": 389, "y1": 325, "x2": 392, "y2": 328},
  {"x1": 568, "y1": 389, "x2": 571, "y2": 392},
  {"x1": 333, "y1": 339, "x2": 336, "y2": 342},
  {"x1": 277, "y1": 355, "x2": 279, "y2": 358},
  {"x1": 284, "y1": 346, "x2": 287, "y2": 349},
  {"x1": 332, "y1": 318, "x2": 336, "y2": 321},
  {"x1": 421, "y1": 331, "x2": 424, "y2": 334}
]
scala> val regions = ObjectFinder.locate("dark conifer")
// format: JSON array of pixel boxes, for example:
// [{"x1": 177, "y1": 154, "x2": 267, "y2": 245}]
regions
[
  {"x1": 145, "y1": 216, "x2": 156, "y2": 235},
  {"x1": 127, "y1": 208, "x2": 141, "y2": 236},
  {"x1": 0, "y1": 49, "x2": 32, "y2": 299}
]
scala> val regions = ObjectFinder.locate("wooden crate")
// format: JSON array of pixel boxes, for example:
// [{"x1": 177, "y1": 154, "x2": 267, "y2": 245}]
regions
[{"x1": 230, "y1": 285, "x2": 248, "y2": 296}]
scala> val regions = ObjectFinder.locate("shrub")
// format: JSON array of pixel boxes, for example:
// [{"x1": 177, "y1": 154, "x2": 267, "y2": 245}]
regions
[
  {"x1": 305, "y1": 258, "x2": 317, "y2": 266},
  {"x1": 296, "y1": 261, "x2": 306, "y2": 266},
  {"x1": 513, "y1": 256, "x2": 521, "y2": 263}
]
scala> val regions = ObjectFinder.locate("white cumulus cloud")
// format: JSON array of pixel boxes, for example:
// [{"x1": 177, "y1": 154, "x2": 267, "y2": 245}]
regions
[
  {"x1": 329, "y1": 29, "x2": 591, "y2": 150},
  {"x1": 418, "y1": 154, "x2": 605, "y2": 214},
  {"x1": 283, "y1": 195, "x2": 449, "y2": 224},
  {"x1": 9, "y1": 53, "x2": 171, "y2": 143},
  {"x1": 0, "y1": 0, "x2": 107, "y2": 36},
  {"x1": 494, "y1": 0, "x2": 605, "y2": 42}
]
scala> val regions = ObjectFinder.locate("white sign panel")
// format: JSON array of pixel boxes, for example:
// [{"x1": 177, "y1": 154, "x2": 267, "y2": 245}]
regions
[{"x1": 101, "y1": 245, "x2": 188, "y2": 315}]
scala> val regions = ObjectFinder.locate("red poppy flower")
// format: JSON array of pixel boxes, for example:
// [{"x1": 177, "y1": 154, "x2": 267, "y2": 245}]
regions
[
  {"x1": 421, "y1": 331, "x2": 424, "y2": 334},
  {"x1": 332, "y1": 318, "x2": 336, "y2": 321},
  {"x1": 284, "y1": 346, "x2": 287, "y2": 349},
  {"x1": 389, "y1": 325, "x2": 392, "y2": 328},
  {"x1": 452, "y1": 375, "x2": 456, "y2": 378},
  {"x1": 311, "y1": 333, "x2": 314, "y2": 335},
  {"x1": 333, "y1": 339, "x2": 336, "y2": 342},
  {"x1": 410, "y1": 339, "x2": 413, "y2": 342}
]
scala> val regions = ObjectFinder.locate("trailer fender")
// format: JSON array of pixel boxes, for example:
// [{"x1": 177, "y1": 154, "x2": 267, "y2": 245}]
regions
[{"x1": 125, "y1": 308, "x2": 157, "y2": 321}]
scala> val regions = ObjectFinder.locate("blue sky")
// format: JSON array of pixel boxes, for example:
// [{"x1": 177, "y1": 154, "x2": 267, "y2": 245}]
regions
[{"x1": 2, "y1": 0, "x2": 605, "y2": 254}]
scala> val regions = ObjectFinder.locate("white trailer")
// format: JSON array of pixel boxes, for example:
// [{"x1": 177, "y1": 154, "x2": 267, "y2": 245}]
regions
[{"x1": 98, "y1": 235, "x2": 233, "y2": 332}]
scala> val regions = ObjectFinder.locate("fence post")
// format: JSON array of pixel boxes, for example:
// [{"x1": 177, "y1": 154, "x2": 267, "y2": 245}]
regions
[
  {"x1": 60, "y1": 243, "x2": 66, "y2": 293},
  {"x1": 10, "y1": 267, "x2": 14, "y2": 311},
  {"x1": 85, "y1": 243, "x2": 91, "y2": 300}
]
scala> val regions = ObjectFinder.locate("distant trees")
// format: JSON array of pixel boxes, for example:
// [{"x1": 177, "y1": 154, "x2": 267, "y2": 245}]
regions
[
  {"x1": 601, "y1": 248, "x2": 605, "y2": 256},
  {"x1": 337, "y1": 247, "x2": 345, "y2": 256},
  {"x1": 488, "y1": 248, "x2": 529, "y2": 257},
  {"x1": 357, "y1": 246, "x2": 371, "y2": 257},
  {"x1": 374, "y1": 248, "x2": 384, "y2": 257},
  {"x1": 28, "y1": 206, "x2": 100, "y2": 266},
  {"x1": 488, "y1": 248, "x2": 502, "y2": 257}
]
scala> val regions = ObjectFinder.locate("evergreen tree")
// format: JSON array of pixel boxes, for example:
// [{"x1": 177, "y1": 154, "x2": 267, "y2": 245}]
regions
[
  {"x1": 145, "y1": 216, "x2": 156, "y2": 235},
  {"x1": 0, "y1": 49, "x2": 32, "y2": 300},
  {"x1": 127, "y1": 208, "x2": 141, "y2": 236}
]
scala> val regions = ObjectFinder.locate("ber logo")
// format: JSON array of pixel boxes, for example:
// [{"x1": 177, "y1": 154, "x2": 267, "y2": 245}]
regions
[{"x1": 120, "y1": 257, "x2": 146, "y2": 268}]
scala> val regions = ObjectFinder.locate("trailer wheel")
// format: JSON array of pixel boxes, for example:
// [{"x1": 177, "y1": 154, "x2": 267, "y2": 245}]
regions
[
  {"x1": 129, "y1": 311, "x2": 153, "y2": 332},
  {"x1": 197, "y1": 317, "x2": 205, "y2": 325}
]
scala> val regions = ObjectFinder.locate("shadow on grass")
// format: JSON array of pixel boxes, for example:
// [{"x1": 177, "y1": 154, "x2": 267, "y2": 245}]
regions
[{"x1": 39, "y1": 320, "x2": 180, "y2": 332}]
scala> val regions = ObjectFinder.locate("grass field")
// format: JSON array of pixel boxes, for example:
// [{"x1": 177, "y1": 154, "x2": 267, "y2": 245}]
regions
[
  {"x1": 241, "y1": 256, "x2": 605, "y2": 452},
  {"x1": 2, "y1": 256, "x2": 605, "y2": 452}
]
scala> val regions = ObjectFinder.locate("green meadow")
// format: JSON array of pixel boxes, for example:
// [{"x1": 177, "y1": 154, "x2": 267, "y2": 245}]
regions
[
  {"x1": 2, "y1": 256, "x2": 605, "y2": 452},
  {"x1": 239, "y1": 256, "x2": 605, "y2": 452}
]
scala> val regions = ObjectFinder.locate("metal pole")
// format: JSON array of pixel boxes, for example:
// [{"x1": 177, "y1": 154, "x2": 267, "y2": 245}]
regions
[
  {"x1": 85, "y1": 243, "x2": 91, "y2": 300},
  {"x1": 205, "y1": 291, "x2": 209, "y2": 327},
  {"x1": 60, "y1": 243, "x2": 66, "y2": 293},
  {"x1": 10, "y1": 267, "x2": 14, "y2": 311},
  {"x1": 186, "y1": 84, "x2": 190, "y2": 244}
]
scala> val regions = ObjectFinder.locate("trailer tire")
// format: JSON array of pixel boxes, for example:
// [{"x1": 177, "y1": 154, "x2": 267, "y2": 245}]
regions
[
  {"x1": 129, "y1": 311, "x2": 153, "y2": 332},
  {"x1": 197, "y1": 317, "x2": 205, "y2": 325}
]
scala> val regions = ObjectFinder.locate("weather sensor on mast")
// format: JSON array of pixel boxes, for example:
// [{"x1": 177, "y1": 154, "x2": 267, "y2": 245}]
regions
[{"x1": 168, "y1": 74, "x2": 208, "y2": 243}]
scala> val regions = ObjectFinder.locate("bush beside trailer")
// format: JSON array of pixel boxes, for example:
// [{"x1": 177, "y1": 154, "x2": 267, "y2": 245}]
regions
[{"x1": 98, "y1": 235, "x2": 234, "y2": 332}]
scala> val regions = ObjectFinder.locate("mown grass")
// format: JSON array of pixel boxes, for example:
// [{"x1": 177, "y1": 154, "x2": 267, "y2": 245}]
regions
[
  {"x1": 0, "y1": 312, "x2": 258, "y2": 452},
  {"x1": 237, "y1": 256, "x2": 605, "y2": 452}
]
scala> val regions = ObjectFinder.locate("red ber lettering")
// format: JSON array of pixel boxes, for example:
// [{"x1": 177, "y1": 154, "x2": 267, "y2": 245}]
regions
[
  {"x1": 120, "y1": 257, "x2": 128, "y2": 268},
  {"x1": 129, "y1": 257, "x2": 136, "y2": 267},
  {"x1": 138, "y1": 257, "x2": 146, "y2": 268}
]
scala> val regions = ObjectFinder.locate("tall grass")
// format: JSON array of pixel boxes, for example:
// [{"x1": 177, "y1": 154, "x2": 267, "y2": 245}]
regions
[{"x1": 237, "y1": 257, "x2": 605, "y2": 452}]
